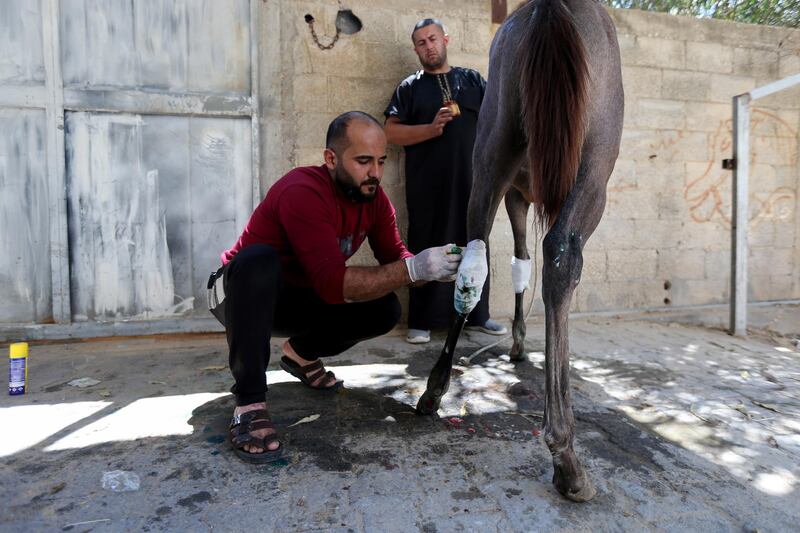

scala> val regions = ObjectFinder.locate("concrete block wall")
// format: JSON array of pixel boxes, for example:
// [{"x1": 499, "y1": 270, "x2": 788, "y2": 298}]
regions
[{"x1": 258, "y1": 1, "x2": 800, "y2": 321}]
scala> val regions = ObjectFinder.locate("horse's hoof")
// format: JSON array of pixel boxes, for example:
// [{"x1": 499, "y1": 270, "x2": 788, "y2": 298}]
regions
[
  {"x1": 555, "y1": 476, "x2": 596, "y2": 502},
  {"x1": 416, "y1": 391, "x2": 441, "y2": 415},
  {"x1": 552, "y1": 464, "x2": 597, "y2": 502},
  {"x1": 509, "y1": 342, "x2": 525, "y2": 362}
]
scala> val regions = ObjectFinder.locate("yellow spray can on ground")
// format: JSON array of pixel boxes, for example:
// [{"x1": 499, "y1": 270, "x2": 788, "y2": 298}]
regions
[{"x1": 9, "y1": 342, "x2": 28, "y2": 395}]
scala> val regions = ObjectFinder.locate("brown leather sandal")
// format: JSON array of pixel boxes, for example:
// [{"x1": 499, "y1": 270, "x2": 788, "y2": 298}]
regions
[
  {"x1": 279, "y1": 356, "x2": 343, "y2": 390},
  {"x1": 229, "y1": 409, "x2": 283, "y2": 463}
]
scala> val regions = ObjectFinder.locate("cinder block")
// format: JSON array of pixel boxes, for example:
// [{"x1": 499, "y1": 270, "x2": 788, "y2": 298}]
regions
[
  {"x1": 633, "y1": 99, "x2": 686, "y2": 130},
  {"x1": 732, "y1": 47, "x2": 779, "y2": 79},
  {"x1": 750, "y1": 134, "x2": 799, "y2": 166},
  {"x1": 292, "y1": 74, "x2": 328, "y2": 113},
  {"x1": 462, "y1": 16, "x2": 492, "y2": 54},
  {"x1": 635, "y1": 157, "x2": 688, "y2": 193},
  {"x1": 779, "y1": 52, "x2": 800, "y2": 79},
  {"x1": 751, "y1": 108, "x2": 800, "y2": 138},
  {"x1": 293, "y1": 147, "x2": 323, "y2": 168},
  {"x1": 657, "y1": 249, "x2": 705, "y2": 281},
  {"x1": 609, "y1": 158, "x2": 637, "y2": 188},
  {"x1": 607, "y1": 249, "x2": 658, "y2": 281},
  {"x1": 686, "y1": 102, "x2": 731, "y2": 133},
  {"x1": 633, "y1": 219, "x2": 684, "y2": 249},
  {"x1": 708, "y1": 74, "x2": 756, "y2": 103},
  {"x1": 750, "y1": 247, "x2": 794, "y2": 276},
  {"x1": 588, "y1": 217, "x2": 631, "y2": 251},
  {"x1": 657, "y1": 191, "x2": 690, "y2": 221},
  {"x1": 295, "y1": 112, "x2": 334, "y2": 149},
  {"x1": 446, "y1": 52, "x2": 489, "y2": 74},
  {"x1": 327, "y1": 76, "x2": 397, "y2": 116},
  {"x1": 750, "y1": 274, "x2": 797, "y2": 301},
  {"x1": 356, "y1": 8, "x2": 401, "y2": 45},
  {"x1": 662, "y1": 69, "x2": 711, "y2": 101},
  {"x1": 676, "y1": 219, "x2": 730, "y2": 251},
  {"x1": 749, "y1": 220, "x2": 779, "y2": 248},
  {"x1": 686, "y1": 41, "x2": 733, "y2": 74},
  {"x1": 667, "y1": 277, "x2": 728, "y2": 306},
  {"x1": 581, "y1": 249, "x2": 607, "y2": 282},
  {"x1": 704, "y1": 248, "x2": 730, "y2": 279},
  {"x1": 748, "y1": 163, "x2": 778, "y2": 192},
  {"x1": 621, "y1": 66, "x2": 662, "y2": 99},
  {"x1": 575, "y1": 280, "x2": 663, "y2": 312},
  {"x1": 627, "y1": 37, "x2": 685, "y2": 70},
  {"x1": 605, "y1": 189, "x2": 659, "y2": 220}
]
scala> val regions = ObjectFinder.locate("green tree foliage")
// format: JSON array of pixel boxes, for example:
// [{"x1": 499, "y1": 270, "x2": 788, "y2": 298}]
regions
[{"x1": 599, "y1": 1, "x2": 799, "y2": 28}]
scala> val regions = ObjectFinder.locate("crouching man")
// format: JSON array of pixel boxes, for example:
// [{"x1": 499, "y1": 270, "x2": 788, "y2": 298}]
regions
[{"x1": 208, "y1": 111, "x2": 462, "y2": 462}]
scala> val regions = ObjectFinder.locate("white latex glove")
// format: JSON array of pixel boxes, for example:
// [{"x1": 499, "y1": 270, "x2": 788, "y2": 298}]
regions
[
  {"x1": 511, "y1": 256, "x2": 531, "y2": 294},
  {"x1": 454, "y1": 239, "x2": 488, "y2": 315},
  {"x1": 405, "y1": 243, "x2": 462, "y2": 282}
]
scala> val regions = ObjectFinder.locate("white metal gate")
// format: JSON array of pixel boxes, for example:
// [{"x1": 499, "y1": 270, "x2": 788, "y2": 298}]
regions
[{"x1": 0, "y1": 0, "x2": 260, "y2": 327}]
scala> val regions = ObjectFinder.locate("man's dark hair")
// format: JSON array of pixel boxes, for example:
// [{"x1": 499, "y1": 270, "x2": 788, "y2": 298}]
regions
[
  {"x1": 325, "y1": 111, "x2": 382, "y2": 155},
  {"x1": 411, "y1": 18, "x2": 446, "y2": 40}
]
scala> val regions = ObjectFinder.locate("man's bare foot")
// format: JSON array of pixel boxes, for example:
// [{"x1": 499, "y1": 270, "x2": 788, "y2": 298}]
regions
[
  {"x1": 233, "y1": 402, "x2": 280, "y2": 455},
  {"x1": 281, "y1": 341, "x2": 342, "y2": 388}
]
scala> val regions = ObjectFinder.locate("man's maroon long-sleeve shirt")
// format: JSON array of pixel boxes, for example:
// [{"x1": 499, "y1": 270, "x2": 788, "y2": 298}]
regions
[{"x1": 222, "y1": 165, "x2": 412, "y2": 304}]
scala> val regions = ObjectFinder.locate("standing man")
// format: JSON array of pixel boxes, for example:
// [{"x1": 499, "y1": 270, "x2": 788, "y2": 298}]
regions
[
  {"x1": 384, "y1": 18, "x2": 507, "y2": 344},
  {"x1": 208, "y1": 111, "x2": 462, "y2": 463}
]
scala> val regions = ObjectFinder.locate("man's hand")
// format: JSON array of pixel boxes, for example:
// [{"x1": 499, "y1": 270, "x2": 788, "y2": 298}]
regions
[
  {"x1": 430, "y1": 107, "x2": 454, "y2": 137},
  {"x1": 405, "y1": 244, "x2": 462, "y2": 282}
]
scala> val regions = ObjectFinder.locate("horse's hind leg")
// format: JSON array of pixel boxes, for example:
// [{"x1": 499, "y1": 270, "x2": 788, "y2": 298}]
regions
[
  {"x1": 504, "y1": 180, "x2": 531, "y2": 361},
  {"x1": 542, "y1": 142, "x2": 617, "y2": 502}
]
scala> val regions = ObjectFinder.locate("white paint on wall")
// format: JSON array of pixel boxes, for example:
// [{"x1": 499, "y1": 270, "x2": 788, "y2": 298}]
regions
[
  {"x1": 66, "y1": 112, "x2": 252, "y2": 321},
  {"x1": 0, "y1": 1, "x2": 45, "y2": 84},
  {"x1": 0, "y1": 109, "x2": 52, "y2": 323},
  {"x1": 67, "y1": 113, "x2": 177, "y2": 320}
]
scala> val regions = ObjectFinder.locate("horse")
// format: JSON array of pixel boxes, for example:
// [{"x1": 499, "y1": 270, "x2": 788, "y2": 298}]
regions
[{"x1": 417, "y1": 0, "x2": 624, "y2": 502}]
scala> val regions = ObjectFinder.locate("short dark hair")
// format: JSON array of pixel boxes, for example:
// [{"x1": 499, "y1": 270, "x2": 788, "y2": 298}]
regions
[
  {"x1": 411, "y1": 18, "x2": 446, "y2": 40},
  {"x1": 325, "y1": 111, "x2": 382, "y2": 155}
]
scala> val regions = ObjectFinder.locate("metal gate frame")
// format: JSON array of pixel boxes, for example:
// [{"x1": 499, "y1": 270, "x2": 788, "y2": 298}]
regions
[
  {"x1": 0, "y1": 0, "x2": 261, "y2": 329},
  {"x1": 728, "y1": 72, "x2": 800, "y2": 336}
]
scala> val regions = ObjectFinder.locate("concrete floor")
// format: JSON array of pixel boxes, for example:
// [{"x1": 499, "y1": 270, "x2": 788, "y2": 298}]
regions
[{"x1": 1, "y1": 304, "x2": 798, "y2": 532}]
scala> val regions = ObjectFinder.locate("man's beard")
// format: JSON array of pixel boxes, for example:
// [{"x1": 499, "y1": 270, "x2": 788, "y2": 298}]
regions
[
  {"x1": 334, "y1": 165, "x2": 379, "y2": 203},
  {"x1": 420, "y1": 47, "x2": 447, "y2": 70}
]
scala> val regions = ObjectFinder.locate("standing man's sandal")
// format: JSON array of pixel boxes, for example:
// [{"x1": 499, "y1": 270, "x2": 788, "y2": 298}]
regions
[{"x1": 229, "y1": 409, "x2": 283, "y2": 463}]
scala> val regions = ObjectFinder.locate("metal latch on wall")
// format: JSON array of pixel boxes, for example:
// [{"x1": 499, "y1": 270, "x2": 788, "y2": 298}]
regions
[
  {"x1": 722, "y1": 158, "x2": 736, "y2": 170},
  {"x1": 304, "y1": 9, "x2": 362, "y2": 51}
]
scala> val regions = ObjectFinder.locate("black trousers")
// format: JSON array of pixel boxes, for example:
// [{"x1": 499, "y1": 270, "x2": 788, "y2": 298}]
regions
[{"x1": 209, "y1": 244, "x2": 401, "y2": 406}]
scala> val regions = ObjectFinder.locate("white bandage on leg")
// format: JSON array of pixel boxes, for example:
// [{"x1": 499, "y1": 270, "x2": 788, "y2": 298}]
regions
[
  {"x1": 454, "y1": 239, "x2": 488, "y2": 315},
  {"x1": 510, "y1": 256, "x2": 531, "y2": 294}
]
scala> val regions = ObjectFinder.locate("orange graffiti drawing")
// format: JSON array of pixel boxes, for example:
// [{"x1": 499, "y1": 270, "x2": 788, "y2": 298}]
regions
[{"x1": 684, "y1": 108, "x2": 798, "y2": 228}]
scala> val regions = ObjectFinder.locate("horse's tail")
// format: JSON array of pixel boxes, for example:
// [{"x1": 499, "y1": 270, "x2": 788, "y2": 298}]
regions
[{"x1": 520, "y1": 0, "x2": 589, "y2": 227}]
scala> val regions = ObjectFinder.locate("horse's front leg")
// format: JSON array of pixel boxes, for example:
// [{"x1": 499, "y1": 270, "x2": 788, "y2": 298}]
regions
[
  {"x1": 542, "y1": 148, "x2": 614, "y2": 502},
  {"x1": 504, "y1": 179, "x2": 532, "y2": 361},
  {"x1": 417, "y1": 99, "x2": 524, "y2": 415}
]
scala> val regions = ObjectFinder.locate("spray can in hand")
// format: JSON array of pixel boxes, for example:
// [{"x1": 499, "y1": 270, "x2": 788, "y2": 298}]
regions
[{"x1": 9, "y1": 342, "x2": 28, "y2": 395}]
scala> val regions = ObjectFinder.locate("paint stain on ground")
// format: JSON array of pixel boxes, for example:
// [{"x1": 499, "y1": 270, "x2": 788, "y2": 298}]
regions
[
  {"x1": 206, "y1": 435, "x2": 225, "y2": 444},
  {"x1": 451, "y1": 486, "x2": 485, "y2": 500},
  {"x1": 177, "y1": 491, "x2": 212, "y2": 512}
]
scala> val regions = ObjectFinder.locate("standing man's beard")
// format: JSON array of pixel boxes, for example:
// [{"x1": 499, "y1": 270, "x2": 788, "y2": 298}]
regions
[
  {"x1": 420, "y1": 47, "x2": 447, "y2": 70},
  {"x1": 334, "y1": 165, "x2": 379, "y2": 203}
]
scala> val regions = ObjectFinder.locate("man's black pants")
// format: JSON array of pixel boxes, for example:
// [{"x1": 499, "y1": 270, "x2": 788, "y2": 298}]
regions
[{"x1": 208, "y1": 244, "x2": 401, "y2": 406}]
